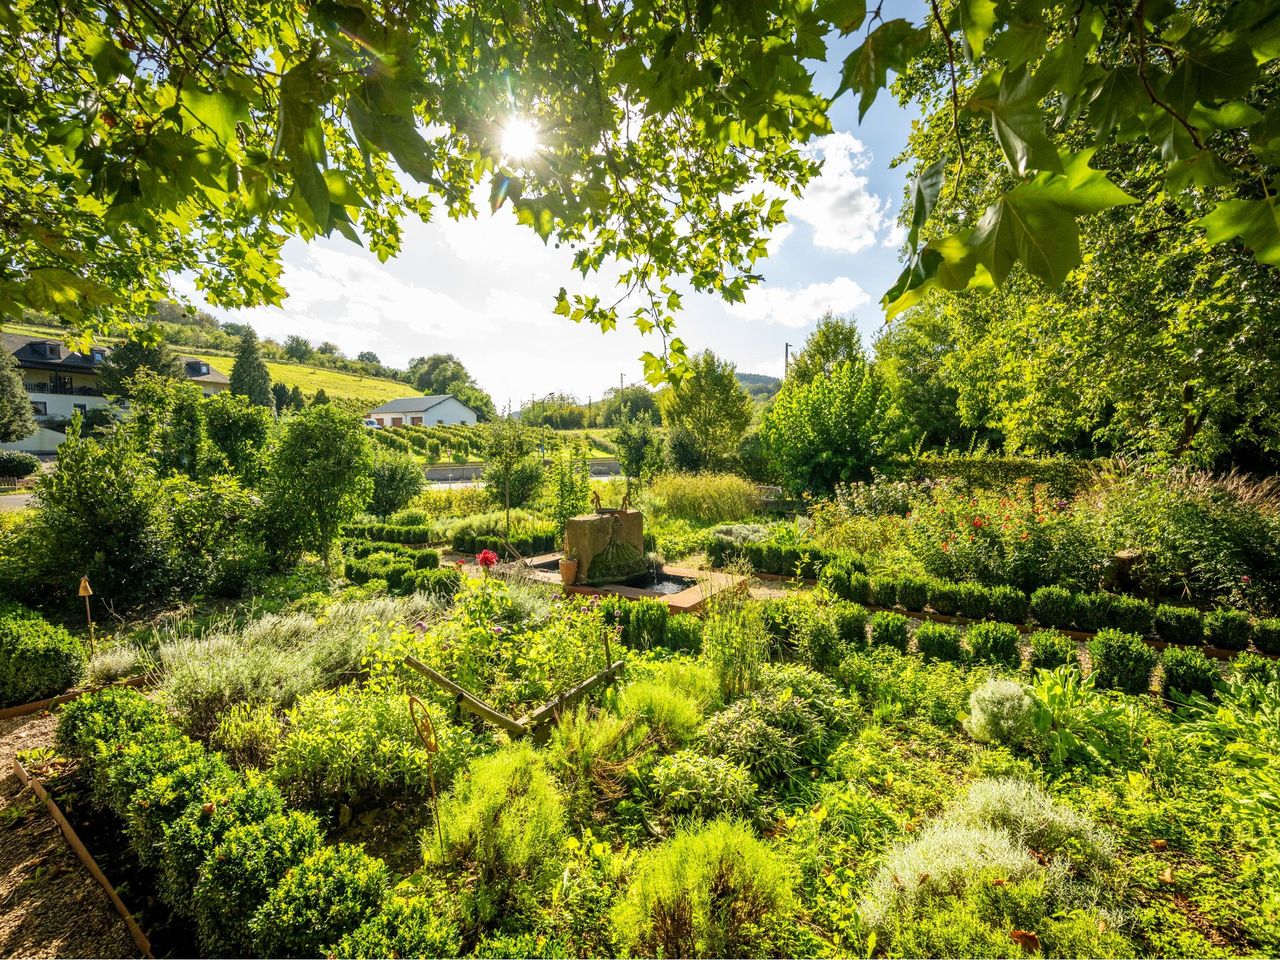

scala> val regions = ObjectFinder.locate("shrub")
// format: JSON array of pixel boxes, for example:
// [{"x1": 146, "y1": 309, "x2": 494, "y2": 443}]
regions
[
  {"x1": 869, "y1": 576, "x2": 898, "y2": 608},
  {"x1": 0, "y1": 607, "x2": 86, "y2": 707},
  {"x1": 1231, "y1": 651, "x2": 1279, "y2": 686},
  {"x1": 56, "y1": 686, "x2": 169, "y2": 760},
  {"x1": 619, "y1": 680, "x2": 703, "y2": 747},
  {"x1": 612, "y1": 819, "x2": 795, "y2": 959},
  {"x1": 964, "y1": 679, "x2": 1035, "y2": 746},
  {"x1": 944, "y1": 779, "x2": 1114, "y2": 870},
  {"x1": 896, "y1": 576, "x2": 930, "y2": 612},
  {"x1": 369, "y1": 450, "x2": 425, "y2": 517},
  {"x1": 914, "y1": 622, "x2": 963, "y2": 663},
  {"x1": 272, "y1": 685, "x2": 483, "y2": 807},
  {"x1": 830, "y1": 602, "x2": 868, "y2": 651},
  {"x1": 953, "y1": 582, "x2": 991, "y2": 620},
  {"x1": 868, "y1": 611, "x2": 909, "y2": 652},
  {"x1": 546, "y1": 706, "x2": 647, "y2": 819},
  {"x1": 1154, "y1": 604, "x2": 1204, "y2": 646},
  {"x1": 701, "y1": 591, "x2": 769, "y2": 701},
  {"x1": 1161, "y1": 647, "x2": 1220, "y2": 700},
  {"x1": 336, "y1": 878, "x2": 462, "y2": 959},
  {"x1": 1073, "y1": 592, "x2": 1114, "y2": 632},
  {"x1": 425, "y1": 743, "x2": 567, "y2": 926},
  {"x1": 192, "y1": 810, "x2": 324, "y2": 955},
  {"x1": 250, "y1": 844, "x2": 390, "y2": 957},
  {"x1": 844, "y1": 572, "x2": 872, "y2": 605},
  {"x1": 1204, "y1": 608, "x2": 1252, "y2": 651},
  {"x1": 926, "y1": 579, "x2": 961, "y2": 615},
  {"x1": 1256, "y1": 618, "x2": 1280, "y2": 655},
  {"x1": 0, "y1": 449, "x2": 38, "y2": 478},
  {"x1": 1088, "y1": 629, "x2": 1157, "y2": 694},
  {"x1": 406, "y1": 566, "x2": 462, "y2": 601},
  {"x1": 1027, "y1": 630, "x2": 1076, "y2": 672},
  {"x1": 986, "y1": 585, "x2": 1028, "y2": 624},
  {"x1": 92, "y1": 732, "x2": 206, "y2": 820},
  {"x1": 1108, "y1": 595, "x2": 1154, "y2": 636},
  {"x1": 159, "y1": 770, "x2": 285, "y2": 907},
  {"x1": 126, "y1": 751, "x2": 236, "y2": 866},
  {"x1": 650, "y1": 752, "x2": 758, "y2": 821},
  {"x1": 212, "y1": 702, "x2": 282, "y2": 769},
  {"x1": 816, "y1": 554, "x2": 862, "y2": 601},
  {"x1": 966, "y1": 622, "x2": 1021, "y2": 668},
  {"x1": 1030, "y1": 586, "x2": 1076, "y2": 628},
  {"x1": 663, "y1": 614, "x2": 703, "y2": 653}
]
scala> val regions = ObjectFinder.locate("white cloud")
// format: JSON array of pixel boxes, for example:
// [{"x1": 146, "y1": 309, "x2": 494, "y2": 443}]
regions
[
  {"x1": 728, "y1": 277, "x2": 871, "y2": 327},
  {"x1": 882, "y1": 220, "x2": 907, "y2": 249},
  {"x1": 787, "y1": 133, "x2": 888, "y2": 254}
]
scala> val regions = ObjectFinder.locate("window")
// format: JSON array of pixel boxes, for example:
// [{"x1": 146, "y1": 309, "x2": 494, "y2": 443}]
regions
[
  {"x1": 391, "y1": 417, "x2": 403, "y2": 427},
  {"x1": 40, "y1": 342, "x2": 61, "y2": 360},
  {"x1": 410, "y1": 416, "x2": 422, "y2": 426},
  {"x1": 90, "y1": 348, "x2": 106, "y2": 363},
  {"x1": 437, "y1": 419, "x2": 444, "y2": 425},
  {"x1": 31, "y1": 401, "x2": 47, "y2": 416},
  {"x1": 73, "y1": 403, "x2": 87, "y2": 414}
]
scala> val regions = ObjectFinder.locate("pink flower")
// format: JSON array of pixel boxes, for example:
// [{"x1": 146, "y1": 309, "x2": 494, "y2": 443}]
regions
[
  {"x1": 476, "y1": 549, "x2": 499, "y2": 569},
  {"x1": 1242, "y1": 576, "x2": 1252, "y2": 585}
]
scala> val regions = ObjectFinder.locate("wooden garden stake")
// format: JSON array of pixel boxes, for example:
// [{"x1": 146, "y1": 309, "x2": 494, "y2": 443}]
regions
[
  {"x1": 78, "y1": 576, "x2": 95, "y2": 656},
  {"x1": 408, "y1": 695, "x2": 445, "y2": 860}
]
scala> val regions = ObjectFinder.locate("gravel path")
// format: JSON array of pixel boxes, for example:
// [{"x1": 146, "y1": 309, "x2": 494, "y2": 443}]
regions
[{"x1": 0, "y1": 712, "x2": 139, "y2": 959}]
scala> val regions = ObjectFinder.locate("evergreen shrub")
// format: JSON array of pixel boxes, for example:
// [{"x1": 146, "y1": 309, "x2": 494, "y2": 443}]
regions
[{"x1": 1088, "y1": 629, "x2": 1156, "y2": 694}]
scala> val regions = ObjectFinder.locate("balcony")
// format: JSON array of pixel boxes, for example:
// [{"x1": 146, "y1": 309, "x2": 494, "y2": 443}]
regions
[{"x1": 25, "y1": 382, "x2": 105, "y2": 397}]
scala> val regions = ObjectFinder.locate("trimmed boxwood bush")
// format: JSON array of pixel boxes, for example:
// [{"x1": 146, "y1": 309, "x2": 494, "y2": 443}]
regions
[
  {"x1": 1231, "y1": 652, "x2": 1279, "y2": 686},
  {"x1": 896, "y1": 576, "x2": 930, "y2": 612},
  {"x1": 1072, "y1": 592, "x2": 1113, "y2": 633},
  {"x1": 1154, "y1": 604, "x2": 1204, "y2": 646},
  {"x1": 126, "y1": 752, "x2": 236, "y2": 867},
  {"x1": 869, "y1": 577, "x2": 898, "y2": 609},
  {"x1": 1204, "y1": 609, "x2": 1252, "y2": 651},
  {"x1": 831, "y1": 602, "x2": 869, "y2": 651},
  {"x1": 56, "y1": 686, "x2": 170, "y2": 760},
  {"x1": 0, "y1": 605, "x2": 87, "y2": 707},
  {"x1": 926, "y1": 579, "x2": 960, "y2": 616},
  {"x1": 987, "y1": 585, "x2": 1028, "y2": 624},
  {"x1": 250, "y1": 844, "x2": 391, "y2": 957},
  {"x1": 1030, "y1": 586, "x2": 1075, "y2": 629},
  {"x1": 966, "y1": 622, "x2": 1021, "y2": 668},
  {"x1": 1027, "y1": 630, "x2": 1076, "y2": 672},
  {"x1": 1256, "y1": 619, "x2": 1280, "y2": 655},
  {"x1": 817, "y1": 555, "x2": 868, "y2": 601},
  {"x1": 1088, "y1": 629, "x2": 1157, "y2": 694},
  {"x1": 1108, "y1": 595, "x2": 1154, "y2": 637},
  {"x1": 914, "y1": 622, "x2": 963, "y2": 663},
  {"x1": 845, "y1": 572, "x2": 872, "y2": 605},
  {"x1": 1161, "y1": 647, "x2": 1219, "y2": 700},
  {"x1": 405, "y1": 567, "x2": 462, "y2": 601},
  {"x1": 0, "y1": 450, "x2": 39, "y2": 478},
  {"x1": 868, "y1": 611, "x2": 909, "y2": 652},
  {"x1": 954, "y1": 582, "x2": 992, "y2": 621},
  {"x1": 664, "y1": 615, "x2": 703, "y2": 653},
  {"x1": 193, "y1": 810, "x2": 324, "y2": 955}
]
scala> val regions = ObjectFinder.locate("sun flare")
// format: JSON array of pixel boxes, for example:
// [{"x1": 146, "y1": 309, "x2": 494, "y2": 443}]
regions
[{"x1": 500, "y1": 116, "x2": 541, "y2": 160}]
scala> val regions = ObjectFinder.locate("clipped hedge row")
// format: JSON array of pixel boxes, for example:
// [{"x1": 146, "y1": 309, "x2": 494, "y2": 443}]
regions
[
  {"x1": 707, "y1": 534, "x2": 857, "y2": 580},
  {"x1": 885, "y1": 452, "x2": 1096, "y2": 498},
  {"x1": 55, "y1": 689, "x2": 390, "y2": 956},
  {"x1": 813, "y1": 561, "x2": 1276, "y2": 655},
  {"x1": 343, "y1": 521, "x2": 437, "y2": 546},
  {"x1": 0, "y1": 602, "x2": 86, "y2": 707},
  {"x1": 453, "y1": 527, "x2": 557, "y2": 559},
  {"x1": 346, "y1": 554, "x2": 461, "y2": 601}
]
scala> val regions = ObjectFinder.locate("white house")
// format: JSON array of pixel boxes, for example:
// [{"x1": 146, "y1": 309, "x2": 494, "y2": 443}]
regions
[
  {"x1": 367, "y1": 395, "x2": 478, "y2": 428},
  {"x1": 1, "y1": 333, "x2": 229, "y2": 452}
]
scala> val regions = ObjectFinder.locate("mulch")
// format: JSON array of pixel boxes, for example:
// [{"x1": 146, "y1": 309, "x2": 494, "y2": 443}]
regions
[{"x1": 0, "y1": 712, "x2": 139, "y2": 959}]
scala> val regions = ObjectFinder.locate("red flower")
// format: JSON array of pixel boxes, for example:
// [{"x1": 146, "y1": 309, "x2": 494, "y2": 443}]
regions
[
  {"x1": 476, "y1": 549, "x2": 499, "y2": 569},
  {"x1": 1242, "y1": 575, "x2": 1252, "y2": 585},
  {"x1": 972, "y1": 517, "x2": 984, "y2": 528}
]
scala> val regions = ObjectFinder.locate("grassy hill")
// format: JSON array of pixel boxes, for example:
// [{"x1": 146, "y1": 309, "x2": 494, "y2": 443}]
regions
[{"x1": 4, "y1": 320, "x2": 417, "y2": 409}]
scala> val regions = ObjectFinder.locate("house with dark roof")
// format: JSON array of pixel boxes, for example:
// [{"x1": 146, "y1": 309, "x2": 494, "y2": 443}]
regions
[
  {"x1": 367, "y1": 394, "x2": 478, "y2": 427},
  {"x1": 1, "y1": 332, "x2": 229, "y2": 435}
]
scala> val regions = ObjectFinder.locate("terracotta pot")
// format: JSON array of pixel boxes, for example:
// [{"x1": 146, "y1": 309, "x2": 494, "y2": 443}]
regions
[{"x1": 559, "y1": 558, "x2": 578, "y2": 585}]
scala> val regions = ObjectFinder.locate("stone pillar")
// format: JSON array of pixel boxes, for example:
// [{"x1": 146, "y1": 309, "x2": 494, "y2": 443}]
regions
[{"x1": 563, "y1": 510, "x2": 646, "y2": 584}]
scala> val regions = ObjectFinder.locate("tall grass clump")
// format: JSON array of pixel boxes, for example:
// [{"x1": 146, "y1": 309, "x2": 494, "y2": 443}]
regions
[
  {"x1": 646, "y1": 473, "x2": 760, "y2": 526},
  {"x1": 612, "y1": 819, "x2": 795, "y2": 958},
  {"x1": 700, "y1": 588, "x2": 769, "y2": 702}
]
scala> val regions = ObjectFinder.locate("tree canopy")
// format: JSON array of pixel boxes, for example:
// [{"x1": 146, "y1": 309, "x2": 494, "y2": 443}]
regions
[
  {"x1": 98, "y1": 335, "x2": 182, "y2": 397},
  {"x1": 2, "y1": 0, "x2": 1276, "y2": 382},
  {"x1": 229, "y1": 329, "x2": 274, "y2": 407}
]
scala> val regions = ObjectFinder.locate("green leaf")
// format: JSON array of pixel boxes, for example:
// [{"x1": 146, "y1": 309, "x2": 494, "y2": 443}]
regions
[
  {"x1": 1196, "y1": 198, "x2": 1280, "y2": 267},
  {"x1": 904, "y1": 158, "x2": 946, "y2": 251},
  {"x1": 180, "y1": 88, "x2": 249, "y2": 144},
  {"x1": 957, "y1": 0, "x2": 997, "y2": 59},
  {"x1": 817, "y1": 0, "x2": 867, "y2": 34},
  {"x1": 1087, "y1": 67, "x2": 1146, "y2": 139},
  {"x1": 836, "y1": 20, "x2": 931, "y2": 121},
  {"x1": 968, "y1": 66, "x2": 1064, "y2": 176},
  {"x1": 277, "y1": 60, "x2": 330, "y2": 232}
]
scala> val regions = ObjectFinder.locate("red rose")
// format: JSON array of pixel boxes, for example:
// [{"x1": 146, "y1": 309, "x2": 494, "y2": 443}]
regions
[{"x1": 476, "y1": 549, "x2": 499, "y2": 569}]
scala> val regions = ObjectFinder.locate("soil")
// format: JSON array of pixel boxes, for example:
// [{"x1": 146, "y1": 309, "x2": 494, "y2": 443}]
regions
[{"x1": 0, "y1": 712, "x2": 139, "y2": 959}]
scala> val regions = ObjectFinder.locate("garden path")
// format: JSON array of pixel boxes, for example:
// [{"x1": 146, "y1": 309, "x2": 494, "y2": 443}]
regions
[{"x1": 0, "y1": 713, "x2": 138, "y2": 959}]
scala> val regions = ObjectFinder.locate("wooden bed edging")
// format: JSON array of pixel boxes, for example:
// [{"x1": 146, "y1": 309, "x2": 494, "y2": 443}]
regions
[
  {"x1": 0, "y1": 674, "x2": 151, "y2": 722},
  {"x1": 12, "y1": 757, "x2": 153, "y2": 959}
]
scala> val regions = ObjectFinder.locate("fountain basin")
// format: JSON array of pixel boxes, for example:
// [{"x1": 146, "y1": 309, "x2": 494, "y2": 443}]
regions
[{"x1": 522, "y1": 553, "x2": 745, "y2": 613}]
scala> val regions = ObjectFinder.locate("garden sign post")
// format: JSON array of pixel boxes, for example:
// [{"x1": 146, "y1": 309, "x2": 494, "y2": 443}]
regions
[{"x1": 78, "y1": 576, "x2": 94, "y2": 655}]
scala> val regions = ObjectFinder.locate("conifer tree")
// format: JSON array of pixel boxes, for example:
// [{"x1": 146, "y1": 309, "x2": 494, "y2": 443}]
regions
[{"x1": 229, "y1": 329, "x2": 273, "y2": 407}]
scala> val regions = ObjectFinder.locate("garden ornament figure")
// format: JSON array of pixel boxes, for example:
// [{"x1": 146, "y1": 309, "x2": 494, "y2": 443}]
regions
[{"x1": 408, "y1": 694, "x2": 445, "y2": 858}]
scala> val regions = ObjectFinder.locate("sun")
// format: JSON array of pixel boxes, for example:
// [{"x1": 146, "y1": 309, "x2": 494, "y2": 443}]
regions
[{"x1": 500, "y1": 116, "x2": 541, "y2": 160}]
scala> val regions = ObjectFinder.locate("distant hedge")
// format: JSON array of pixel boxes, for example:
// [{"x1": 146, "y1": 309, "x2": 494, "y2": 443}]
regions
[{"x1": 0, "y1": 450, "x2": 39, "y2": 479}]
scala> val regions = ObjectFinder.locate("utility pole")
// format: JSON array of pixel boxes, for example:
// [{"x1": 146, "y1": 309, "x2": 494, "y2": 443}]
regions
[
  {"x1": 784, "y1": 342, "x2": 792, "y2": 376},
  {"x1": 620, "y1": 372, "x2": 624, "y2": 394}
]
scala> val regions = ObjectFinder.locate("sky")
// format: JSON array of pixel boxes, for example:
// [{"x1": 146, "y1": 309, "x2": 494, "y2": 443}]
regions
[{"x1": 180, "y1": 10, "x2": 924, "y2": 409}]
